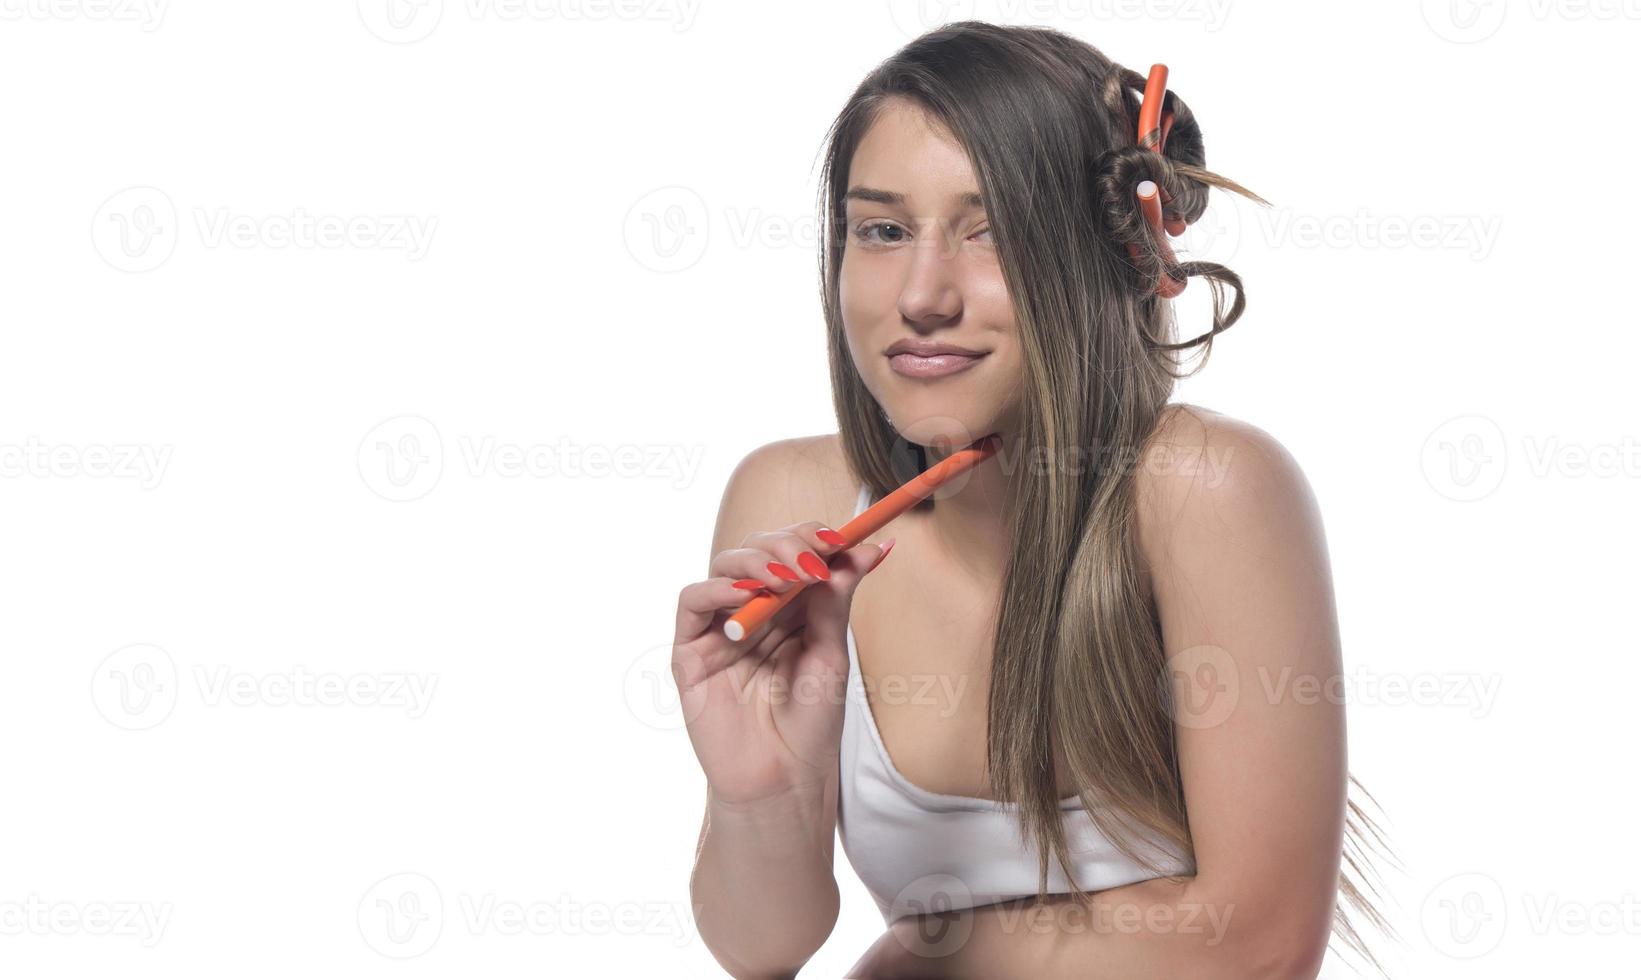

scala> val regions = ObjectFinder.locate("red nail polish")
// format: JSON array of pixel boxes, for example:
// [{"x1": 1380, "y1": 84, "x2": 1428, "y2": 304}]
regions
[
  {"x1": 797, "y1": 551, "x2": 831, "y2": 581},
  {"x1": 767, "y1": 561, "x2": 800, "y2": 582},
  {"x1": 817, "y1": 528, "x2": 848, "y2": 547},
  {"x1": 731, "y1": 579, "x2": 766, "y2": 590}
]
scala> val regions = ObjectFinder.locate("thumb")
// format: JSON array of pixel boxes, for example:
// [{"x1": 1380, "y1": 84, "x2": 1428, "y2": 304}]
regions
[{"x1": 802, "y1": 538, "x2": 896, "y2": 649}]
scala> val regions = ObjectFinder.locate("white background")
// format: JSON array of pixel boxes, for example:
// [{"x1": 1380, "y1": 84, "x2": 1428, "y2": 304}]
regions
[{"x1": 2, "y1": 0, "x2": 1636, "y2": 977}]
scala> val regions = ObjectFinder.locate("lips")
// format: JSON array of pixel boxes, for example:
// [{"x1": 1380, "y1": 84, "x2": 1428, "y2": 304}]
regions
[
  {"x1": 884, "y1": 339, "x2": 988, "y2": 358},
  {"x1": 887, "y1": 350, "x2": 988, "y2": 379}
]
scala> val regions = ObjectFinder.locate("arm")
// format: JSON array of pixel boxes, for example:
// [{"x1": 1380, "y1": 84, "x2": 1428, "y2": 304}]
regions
[
  {"x1": 688, "y1": 437, "x2": 850, "y2": 979},
  {"x1": 855, "y1": 412, "x2": 1345, "y2": 980},
  {"x1": 692, "y1": 783, "x2": 842, "y2": 980}
]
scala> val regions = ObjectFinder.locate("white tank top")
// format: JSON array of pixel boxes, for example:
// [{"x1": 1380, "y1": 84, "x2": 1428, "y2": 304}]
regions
[{"x1": 837, "y1": 482, "x2": 1193, "y2": 922}]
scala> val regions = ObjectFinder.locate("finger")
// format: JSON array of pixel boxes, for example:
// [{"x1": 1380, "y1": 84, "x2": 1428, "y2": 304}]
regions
[
  {"x1": 708, "y1": 547, "x2": 805, "y2": 594},
  {"x1": 675, "y1": 575, "x2": 783, "y2": 643},
  {"x1": 799, "y1": 540, "x2": 891, "y2": 653},
  {"x1": 678, "y1": 609, "x2": 803, "y2": 690},
  {"x1": 780, "y1": 520, "x2": 853, "y2": 556},
  {"x1": 741, "y1": 530, "x2": 835, "y2": 586}
]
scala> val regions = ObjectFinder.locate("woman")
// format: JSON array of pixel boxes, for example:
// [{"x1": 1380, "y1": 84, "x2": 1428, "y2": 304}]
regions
[{"x1": 673, "y1": 21, "x2": 1392, "y2": 980}]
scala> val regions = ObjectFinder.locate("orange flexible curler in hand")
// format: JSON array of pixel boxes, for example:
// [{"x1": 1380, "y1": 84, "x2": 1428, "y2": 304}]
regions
[{"x1": 722, "y1": 433, "x2": 1004, "y2": 642}]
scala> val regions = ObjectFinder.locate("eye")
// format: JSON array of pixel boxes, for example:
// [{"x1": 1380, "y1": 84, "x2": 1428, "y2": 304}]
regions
[
  {"x1": 972, "y1": 226, "x2": 994, "y2": 243},
  {"x1": 853, "y1": 221, "x2": 908, "y2": 247}
]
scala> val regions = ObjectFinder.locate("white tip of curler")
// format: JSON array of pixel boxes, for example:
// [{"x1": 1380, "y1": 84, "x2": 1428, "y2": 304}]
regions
[
  {"x1": 1137, "y1": 179, "x2": 1158, "y2": 197},
  {"x1": 723, "y1": 621, "x2": 745, "y2": 642}
]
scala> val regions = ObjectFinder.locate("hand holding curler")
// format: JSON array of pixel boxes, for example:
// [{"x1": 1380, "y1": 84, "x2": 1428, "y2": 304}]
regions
[{"x1": 723, "y1": 432, "x2": 1003, "y2": 641}]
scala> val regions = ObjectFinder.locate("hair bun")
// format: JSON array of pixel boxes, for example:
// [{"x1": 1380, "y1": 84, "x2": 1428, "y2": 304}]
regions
[
  {"x1": 1097, "y1": 66, "x2": 1211, "y2": 227},
  {"x1": 1091, "y1": 138, "x2": 1244, "y2": 341},
  {"x1": 1093, "y1": 145, "x2": 1190, "y2": 295}
]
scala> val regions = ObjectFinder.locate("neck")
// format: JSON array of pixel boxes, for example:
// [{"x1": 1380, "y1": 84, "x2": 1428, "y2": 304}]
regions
[{"x1": 917, "y1": 428, "x2": 1024, "y2": 585}]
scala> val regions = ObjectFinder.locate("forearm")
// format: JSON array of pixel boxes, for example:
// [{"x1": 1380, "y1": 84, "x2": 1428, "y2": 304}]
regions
[
  {"x1": 868, "y1": 876, "x2": 1321, "y2": 980},
  {"x1": 691, "y1": 784, "x2": 841, "y2": 980}
]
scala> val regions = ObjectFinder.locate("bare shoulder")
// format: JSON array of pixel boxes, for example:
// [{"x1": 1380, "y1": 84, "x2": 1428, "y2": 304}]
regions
[
  {"x1": 708, "y1": 433, "x2": 859, "y2": 561},
  {"x1": 1134, "y1": 403, "x2": 1326, "y2": 590}
]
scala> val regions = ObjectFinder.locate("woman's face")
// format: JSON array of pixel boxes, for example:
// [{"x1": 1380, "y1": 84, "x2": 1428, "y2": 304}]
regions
[{"x1": 840, "y1": 97, "x2": 1022, "y2": 448}]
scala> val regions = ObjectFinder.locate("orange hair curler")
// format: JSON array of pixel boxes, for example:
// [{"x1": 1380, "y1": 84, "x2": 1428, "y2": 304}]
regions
[
  {"x1": 722, "y1": 433, "x2": 1004, "y2": 642},
  {"x1": 1126, "y1": 63, "x2": 1188, "y2": 298}
]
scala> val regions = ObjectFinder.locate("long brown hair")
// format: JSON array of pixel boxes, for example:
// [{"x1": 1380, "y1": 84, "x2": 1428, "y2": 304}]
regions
[{"x1": 816, "y1": 21, "x2": 1396, "y2": 969}]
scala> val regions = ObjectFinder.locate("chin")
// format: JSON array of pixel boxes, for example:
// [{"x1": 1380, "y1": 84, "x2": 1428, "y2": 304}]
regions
[{"x1": 879, "y1": 403, "x2": 1008, "y2": 453}]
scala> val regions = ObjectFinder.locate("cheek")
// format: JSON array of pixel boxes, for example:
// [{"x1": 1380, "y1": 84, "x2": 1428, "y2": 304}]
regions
[
  {"x1": 839, "y1": 251, "x2": 891, "y2": 361},
  {"x1": 837, "y1": 249, "x2": 868, "y2": 322},
  {"x1": 975, "y1": 273, "x2": 1025, "y2": 411},
  {"x1": 840, "y1": 247, "x2": 906, "y2": 319},
  {"x1": 968, "y1": 266, "x2": 1014, "y2": 325}
]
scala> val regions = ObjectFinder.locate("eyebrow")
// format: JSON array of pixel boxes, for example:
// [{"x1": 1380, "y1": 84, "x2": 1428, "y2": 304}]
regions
[{"x1": 844, "y1": 186, "x2": 986, "y2": 210}]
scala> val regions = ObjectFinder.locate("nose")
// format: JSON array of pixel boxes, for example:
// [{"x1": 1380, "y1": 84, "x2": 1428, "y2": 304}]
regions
[{"x1": 896, "y1": 229, "x2": 963, "y2": 327}]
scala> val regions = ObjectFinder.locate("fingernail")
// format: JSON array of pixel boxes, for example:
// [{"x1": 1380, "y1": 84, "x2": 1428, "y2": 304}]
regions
[
  {"x1": 817, "y1": 528, "x2": 848, "y2": 547},
  {"x1": 796, "y1": 551, "x2": 831, "y2": 581},
  {"x1": 867, "y1": 537, "x2": 896, "y2": 573},
  {"x1": 767, "y1": 561, "x2": 801, "y2": 582},
  {"x1": 731, "y1": 579, "x2": 767, "y2": 591}
]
